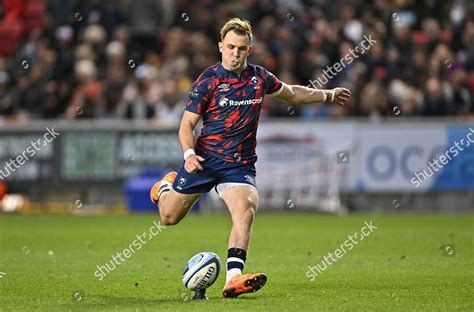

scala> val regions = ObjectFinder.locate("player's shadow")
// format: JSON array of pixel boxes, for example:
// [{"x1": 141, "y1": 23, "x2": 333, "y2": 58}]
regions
[
  {"x1": 98, "y1": 294, "x2": 187, "y2": 304},
  {"x1": 72, "y1": 294, "x2": 257, "y2": 308}
]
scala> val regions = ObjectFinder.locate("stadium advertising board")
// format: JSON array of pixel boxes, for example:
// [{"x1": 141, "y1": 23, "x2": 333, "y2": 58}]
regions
[
  {"x1": 255, "y1": 122, "x2": 355, "y2": 199},
  {"x1": 0, "y1": 132, "x2": 56, "y2": 182},
  {"x1": 352, "y1": 124, "x2": 474, "y2": 191},
  {"x1": 2, "y1": 123, "x2": 473, "y2": 191},
  {"x1": 60, "y1": 131, "x2": 182, "y2": 181},
  {"x1": 1, "y1": 130, "x2": 182, "y2": 183},
  {"x1": 257, "y1": 122, "x2": 474, "y2": 192}
]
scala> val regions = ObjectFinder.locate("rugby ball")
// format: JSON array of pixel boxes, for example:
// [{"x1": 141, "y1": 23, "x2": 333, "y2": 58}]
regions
[{"x1": 182, "y1": 252, "x2": 221, "y2": 290}]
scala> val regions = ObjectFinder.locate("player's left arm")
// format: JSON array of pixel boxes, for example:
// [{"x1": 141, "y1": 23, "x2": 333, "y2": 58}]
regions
[{"x1": 274, "y1": 84, "x2": 351, "y2": 106}]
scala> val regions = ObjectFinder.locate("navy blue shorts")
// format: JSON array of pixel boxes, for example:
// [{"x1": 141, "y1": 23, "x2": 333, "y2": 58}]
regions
[{"x1": 172, "y1": 152, "x2": 257, "y2": 196}]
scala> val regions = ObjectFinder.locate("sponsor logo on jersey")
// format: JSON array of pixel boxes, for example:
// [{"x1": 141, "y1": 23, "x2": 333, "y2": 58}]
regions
[
  {"x1": 219, "y1": 97, "x2": 263, "y2": 107},
  {"x1": 219, "y1": 97, "x2": 229, "y2": 107}
]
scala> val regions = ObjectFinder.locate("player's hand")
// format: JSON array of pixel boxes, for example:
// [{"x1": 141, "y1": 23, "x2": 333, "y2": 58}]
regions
[
  {"x1": 184, "y1": 155, "x2": 205, "y2": 174},
  {"x1": 332, "y1": 88, "x2": 351, "y2": 106}
]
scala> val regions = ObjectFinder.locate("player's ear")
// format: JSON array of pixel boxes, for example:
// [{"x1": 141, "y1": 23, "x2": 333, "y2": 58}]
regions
[
  {"x1": 247, "y1": 46, "x2": 252, "y2": 55},
  {"x1": 218, "y1": 42, "x2": 223, "y2": 53}
]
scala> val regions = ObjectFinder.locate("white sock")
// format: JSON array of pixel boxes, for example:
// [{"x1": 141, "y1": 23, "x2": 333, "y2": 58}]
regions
[
  {"x1": 226, "y1": 257, "x2": 245, "y2": 282},
  {"x1": 157, "y1": 181, "x2": 172, "y2": 200},
  {"x1": 226, "y1": 268, "x2": 242, "y2": 283}
]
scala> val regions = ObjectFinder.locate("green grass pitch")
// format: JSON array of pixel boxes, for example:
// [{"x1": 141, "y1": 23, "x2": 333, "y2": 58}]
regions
[{"x1": 0, "y1": 213, "x2": 473, "y2": 311}]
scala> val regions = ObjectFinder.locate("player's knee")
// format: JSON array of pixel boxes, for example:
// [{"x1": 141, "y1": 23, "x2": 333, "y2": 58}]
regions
[
  {"x1": 160, "y1": 214, "x2": 181, "y2": 226},
  {"x1": 248, "y1": 205, "x2": 256, "y2": 217},
  {"x1": 247, "y1": 196, "x2": 258, "y2": 214},
  {"x1": 159, "y1": 208, "x2": 181, "y2": 225},
  {"x1": 247, "y1": 193, "x2": 259, "y2": 212},
  {"x1": 239, "y1": 206, "x2": 256, "y2": 224},
  {"x1": 250, "y1": 201, "x2": 258, "y2": 213}
]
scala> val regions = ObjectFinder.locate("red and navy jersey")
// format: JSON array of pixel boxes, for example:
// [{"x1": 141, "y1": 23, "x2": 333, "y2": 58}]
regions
[{"x1": 186, "y1": 62, "x2": 283, "y2": 164}]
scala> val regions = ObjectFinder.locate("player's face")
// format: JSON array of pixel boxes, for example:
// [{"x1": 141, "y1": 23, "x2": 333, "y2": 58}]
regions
[{"x1": 219, "y1": 30, "x2": 252, "y2": 72}]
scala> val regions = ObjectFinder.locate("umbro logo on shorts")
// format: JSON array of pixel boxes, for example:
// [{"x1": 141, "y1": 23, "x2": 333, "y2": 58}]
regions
[{"x1": 244, "y1": 175, "x2": 255, "y2": 185}]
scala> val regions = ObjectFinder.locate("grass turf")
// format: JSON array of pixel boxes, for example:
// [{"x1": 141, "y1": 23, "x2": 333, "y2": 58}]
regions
[{"x1": 0, "y1": 213, "x2": 473, "y2": 311}]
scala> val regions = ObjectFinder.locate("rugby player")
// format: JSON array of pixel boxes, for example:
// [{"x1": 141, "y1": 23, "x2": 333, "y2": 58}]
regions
[{"x1": 150, "y1": 18, "x2": 351, "y2": 298}]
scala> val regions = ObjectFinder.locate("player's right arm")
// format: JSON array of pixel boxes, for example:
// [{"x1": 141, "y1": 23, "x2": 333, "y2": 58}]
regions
[
  {"x1": 181, "y1": 70, "x2": 216, "y2": 173},
  {"x1": 179, "y1": 111, "x2": 205, "y2": 174}
]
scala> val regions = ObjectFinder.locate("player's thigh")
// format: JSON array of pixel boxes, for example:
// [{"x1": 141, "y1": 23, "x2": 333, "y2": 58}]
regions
[
  {"x1": 217, "y1": 160, "x2": 258, "y2": 214},
  {"x1": 163, "y1": 157, "x2": 216, "y2": 216},
  {"x1": 221, "y1": 185, "x2": 259, "y2": 216},
  {"x1": 161, "y1": 188, "x2": 201, "y2": 217}
]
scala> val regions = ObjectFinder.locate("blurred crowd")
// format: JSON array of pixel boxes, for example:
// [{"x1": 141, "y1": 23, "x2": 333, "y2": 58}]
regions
[{"x1": 0, "y1": 0, "x2": 473, "y2": 124}]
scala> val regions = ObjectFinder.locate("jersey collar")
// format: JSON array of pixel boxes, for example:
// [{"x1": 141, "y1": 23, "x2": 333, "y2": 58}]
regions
[{"x1": 218, "y1": 62, "x2": 249, "y2": 79}]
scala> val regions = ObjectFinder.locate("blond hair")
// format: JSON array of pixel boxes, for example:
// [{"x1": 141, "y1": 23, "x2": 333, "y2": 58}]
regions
[{"x1": 220, "y1": 18, "x2": 253, "y2": 42}]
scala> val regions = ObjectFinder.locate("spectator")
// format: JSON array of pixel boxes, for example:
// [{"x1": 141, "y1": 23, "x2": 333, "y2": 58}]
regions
[
  {"x1": 66, "y1": 59, "x2": 102, "y2": 118},
  {"x1": 154, "y1": 79, "x2": 185, "y2": 126},
  {"x1": 447, "y1": 69, "x2": 472, "y2": 115},
  {"x1": 0, "y1": 69, "x2": 13, "y2": 115},
  {"x1": 0, "y1": 0, "x2": 472, "y2": 120},
  {"x1": 15, "y1": 65, "x2": 49, "y2": 118},
  {"x1": 116, "y1": 64, "x2": 157, "y2": 120},
  {"x1": 422, "y1": 77, "x2": 452, "y2": 116}
]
